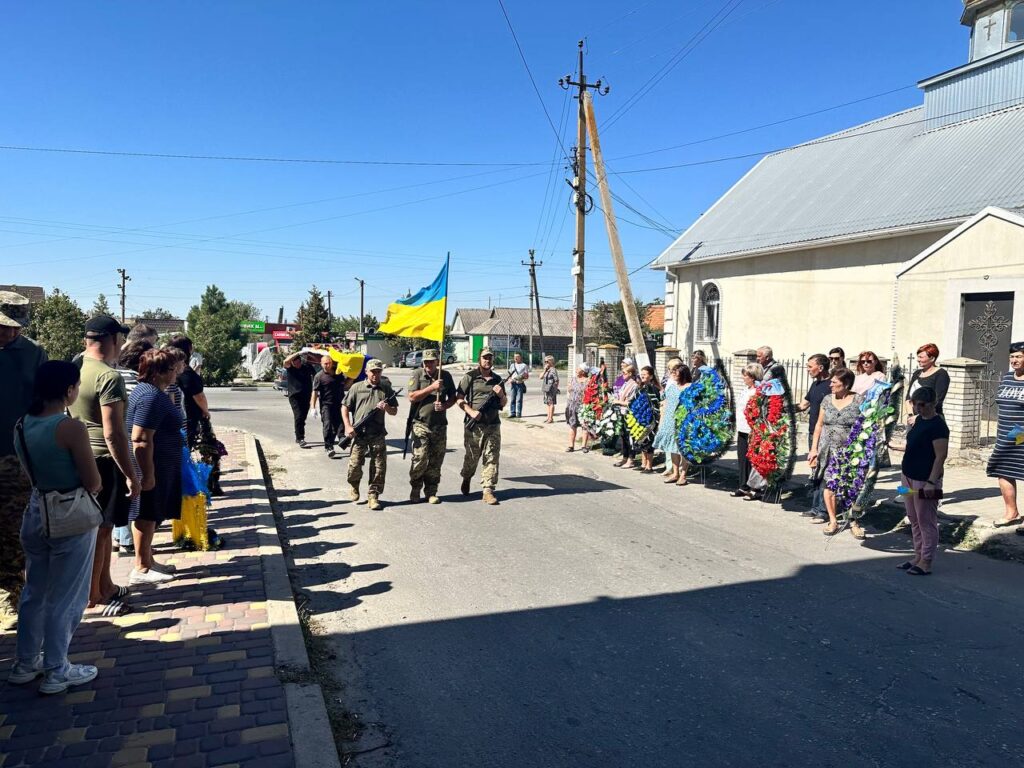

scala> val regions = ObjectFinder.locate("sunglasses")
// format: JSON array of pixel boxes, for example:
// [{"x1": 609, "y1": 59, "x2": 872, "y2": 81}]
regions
[
  {"x1": 859, "y1": 359, "x2": 873, "y2": 364},
  {"x1": 829, "y1": 356, "x2": 842, "y2": 361}
]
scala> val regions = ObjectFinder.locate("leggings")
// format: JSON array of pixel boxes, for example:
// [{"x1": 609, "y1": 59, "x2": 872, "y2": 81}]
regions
[
  {"x1": 903, "y1": 475, "x2": 940, "y2": 562},
  {"x1": 620, "y1": 427, "x2": 633, "y2": 460}
]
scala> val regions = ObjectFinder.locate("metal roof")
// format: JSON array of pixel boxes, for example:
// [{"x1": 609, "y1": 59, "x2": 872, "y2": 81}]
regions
[
  {"x1": 453, "y1": 307, "x2": 597, "y2": 338},
  {"x1": 0, "y1": 285, "x2": 45, "y2": 303},
  {"x1": 654, "y1": 102, "x2": 1024, "y2": 267}
]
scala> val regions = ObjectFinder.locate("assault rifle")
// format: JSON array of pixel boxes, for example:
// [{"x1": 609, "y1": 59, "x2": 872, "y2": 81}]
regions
[
  {"x1": 337, "y1": 388, "x2": 402, "y2": 451},
  {"x1": 464, "y1": 371, "x2": 514, "y2": 431}
]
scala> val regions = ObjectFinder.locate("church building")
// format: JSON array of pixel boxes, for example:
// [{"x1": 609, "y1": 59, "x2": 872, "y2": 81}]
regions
[{"x1": 655, "y1": 0, "x2": 1024, "y2": 371}]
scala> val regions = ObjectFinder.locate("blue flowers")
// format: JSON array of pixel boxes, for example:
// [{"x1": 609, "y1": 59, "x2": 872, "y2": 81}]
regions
[{"x1": 675, "y1": 368, "x2": 734, "y2": 465}]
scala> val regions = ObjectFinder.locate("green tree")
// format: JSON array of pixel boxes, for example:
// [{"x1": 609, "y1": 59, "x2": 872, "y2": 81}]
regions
[
  {"x1": 27, "y1": 289, "x2": 87, "y2": 361},
  {"x1": 292, "y1": 286, "x2": 331, "y2": 347},
  {"x1": 185, "y1": 285, "x2": 251, "y2": 386},
  {"x1": 591, "y1": 299, "x2": 653, "y2": 348},
  {"x1": 331, "y1": 313, "x2": 379, "y2": 337},
  {"x1": 136, "y1": 307, "x2": 176, "y2": 321},
  {"x1": 91, "y1": 293, "x2": 112, "y2": 317}
]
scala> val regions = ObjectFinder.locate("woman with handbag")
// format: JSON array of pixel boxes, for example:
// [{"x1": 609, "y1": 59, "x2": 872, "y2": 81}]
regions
[{"x1": 10, "y1": 361, "x2": 104, "y2": 695}]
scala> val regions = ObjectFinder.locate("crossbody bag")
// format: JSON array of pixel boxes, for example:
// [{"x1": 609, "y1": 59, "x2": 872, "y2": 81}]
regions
[{"x1": 15, "y1": 417, "x2": 102, "y2": 538}]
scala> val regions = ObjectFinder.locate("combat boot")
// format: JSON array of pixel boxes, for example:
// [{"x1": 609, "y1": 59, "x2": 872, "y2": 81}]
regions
[
  {"x1": 482, "y1": 489, "x2": 499, "y2": 506},
  {"x1": 347, "y1": 486, "x2": 359, "y2": 503},
  {"x1": 410, "y1": 487, "x2": 422, "y2": 503},
  {"x1": 460, "y1": 477, "x2": 471, "y2": 495},
  {"x1": 367, "y1": 495, "x2": 382, "y2": 511}
]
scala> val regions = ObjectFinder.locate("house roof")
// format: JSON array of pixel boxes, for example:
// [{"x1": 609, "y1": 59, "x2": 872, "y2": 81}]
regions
[
  {"x1": 654, "y1": 103, "x2": 1024, "y2": 267},
  {"x1": 453, "y1": 307, "x2": 597, "y2": 338},
  {"x1": 645, "y1": 304, "x2": 665, "y2": 331},
  {"x1": 0, "y1": 285, "x2": 45, "y2": 303},
  {"x1": 898, "y1": 205, "x2": 1024, "y2": 277},
  {"x1": 132, "y1": 317, "x2": 185, "y2": 334}
]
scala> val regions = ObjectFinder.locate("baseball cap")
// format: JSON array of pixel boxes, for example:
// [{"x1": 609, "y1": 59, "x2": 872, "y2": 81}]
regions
[
  {"x1": 479, "y1": 347, "x2": 494, "y2": 358},
  {"x1": 0, "y1": 291, "x2": 31, "y2": 328},
  {"x1": 423, "y1": 349, "x2": 439, "y2": 361},
  {"x1": 85, "y1": 315, "x2": 130, "y2": 338},
  {"x1": 366, "y1": 358, "x2": 384, "y2": 371}
]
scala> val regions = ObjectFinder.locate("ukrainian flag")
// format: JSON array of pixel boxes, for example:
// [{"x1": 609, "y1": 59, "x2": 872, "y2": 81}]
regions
[{"x1": 377, "y1": 256, "x2": 449, "y2": 342}]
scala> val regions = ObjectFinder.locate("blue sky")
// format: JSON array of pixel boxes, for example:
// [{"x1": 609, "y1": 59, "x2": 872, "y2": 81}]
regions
[{"x1": 1, "y1": 0, "x2": 969, "y2": 323}]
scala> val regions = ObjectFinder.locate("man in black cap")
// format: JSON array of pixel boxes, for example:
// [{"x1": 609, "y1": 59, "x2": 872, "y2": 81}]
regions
[
  {"x1": 69, "y1": 316, "x2": 138, "y2": 615},
  {"x1": 0, "y1": 291, "x2": 47, "y2": 612}
]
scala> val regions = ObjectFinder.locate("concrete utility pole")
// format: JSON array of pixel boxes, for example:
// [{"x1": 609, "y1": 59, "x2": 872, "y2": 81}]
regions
[
  {"x1": 560, "y1": 41, "x2": 609, "y2": 369},
  {"x1": 326, "y1": 290, "x2": 333, "y2": 340},
  {"x1": 353, "y1": 278, "x2": 365, "y2": 337},
  {"x1": 117, "y1": 268, "x2": 130, "y2": 325},
  {"x1": 521, "y1": 249, "x2": 545, "y2": 366},
  {"x1": 584, "y1": 92, "x2": 649, "y2": 368}
]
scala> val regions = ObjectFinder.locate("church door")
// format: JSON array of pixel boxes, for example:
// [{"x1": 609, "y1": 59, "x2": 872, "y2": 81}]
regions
[{"x1": 960, "y1": 292, "x2": 1014, "y2": 369}]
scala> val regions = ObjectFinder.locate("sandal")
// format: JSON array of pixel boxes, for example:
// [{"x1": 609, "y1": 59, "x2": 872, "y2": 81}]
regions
[
  {"x1": 663, "y1": 476, "x2": 680, "y2": 484},
  {"x1": 581, "y1": 447, "x2": 590, "y2": 454},
  {"x1": 675, "y1": 479, "x2": 689, "y2": 487},
  {"x1": 849, "y1": 524, "x2": 867, "y2": 540},
  {"x1": 613, "y1": 460, "x2": 627, "y2": 467},
  {"x1": 565, "y1": 447, "x2": 575, "y2": 452},
  {"x1": 112, "y1": 585, "x2": 130, "y2": 600},
  {"x1": 993, "y1": 516, "x2": 1022, "y2": 528},
  {"x1": 822, "y1": 523, "x2": 840, "y2": 537},
  {"x1": 906, "y1": 565, "x2": 931, "y2": 576},
  {"x1": 896, "y1": 561, "x2": 915, "y2": 570},
  {"x1": 620, "y1": 462, "x2": 636, "y2": 470},
  {"x1": 89, "y1": 599, "x2": 131, "y2": 618}
]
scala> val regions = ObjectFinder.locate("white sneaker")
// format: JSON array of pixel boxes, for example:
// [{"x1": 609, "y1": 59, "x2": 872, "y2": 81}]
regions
[
  {"x1": 129, "y1": 567, "x2": 174, "y2": 584},
  {"x1": 8, "y1": 654, "x2": 44, "y2": 684},
  {"x1": 39, "y1": 664, "x2": 98, "y2": 695},
  {"x1": 150, "y1": 561, "x2": 177, "y2": 575}
]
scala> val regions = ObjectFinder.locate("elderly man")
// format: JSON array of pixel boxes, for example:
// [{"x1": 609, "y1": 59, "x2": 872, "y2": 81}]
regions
[
  {"x1": 457, "y1": 348, "x2": 508, "y2": 505},
  {"x1": 0, "y1": 292, "x2": 47, "y2": 612},
  {"x1": 343, "y1": 359, "x2": 398, "y2": 510},
  {"x1": 756, "y1": 346, "x2": 786, "y2": 382},
  {"x1": 311, "y1": 355, "x2": 345, "y2": 457},
  {"x1": 406, "y1": 349, "x2": 457, "y2": 504},
  {"x1": 68, "y1": 316, "x2": 138, "y2": 613}
]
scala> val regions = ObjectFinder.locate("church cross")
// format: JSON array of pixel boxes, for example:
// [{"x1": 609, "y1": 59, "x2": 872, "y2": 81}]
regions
[{"x1": 984, "y1": 15, "x2": 998, "y2": 41}]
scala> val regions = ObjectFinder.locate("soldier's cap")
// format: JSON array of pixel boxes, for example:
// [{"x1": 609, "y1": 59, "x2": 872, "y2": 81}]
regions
[
  {"x1": 85, "y1": 315, "x2": 130, "y2": 338},
  {"x1": 0, "y1": 291, "x2": 31, "y2": 329},
  {"x1": 479, "y1": 347, "x2": 494, "y2": 359},
  {"x1": 366, "y1": 358, "x2": 384, "y2": 371},
  {"x1": 422, "y1": 349, "x2": 439, "y2": 361}
]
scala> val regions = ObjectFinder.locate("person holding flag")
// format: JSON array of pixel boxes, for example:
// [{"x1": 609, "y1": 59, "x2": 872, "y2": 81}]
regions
[{"x1": 406, "y1": 349, "x2": 456, "y2": 504}]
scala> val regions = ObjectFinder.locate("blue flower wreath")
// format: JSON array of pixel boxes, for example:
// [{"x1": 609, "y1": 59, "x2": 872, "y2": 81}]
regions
[{"x1": 675, "y1": 366, "x2": 734, "y2": 465}]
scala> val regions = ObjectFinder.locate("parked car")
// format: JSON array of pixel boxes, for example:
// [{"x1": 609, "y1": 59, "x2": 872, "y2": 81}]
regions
[
  {"x1": 401, "y1": 350, "x2": 424, "y2": 368},
  {"x1": 444, "y1": 353, "x2": 456, "y2": 364}
]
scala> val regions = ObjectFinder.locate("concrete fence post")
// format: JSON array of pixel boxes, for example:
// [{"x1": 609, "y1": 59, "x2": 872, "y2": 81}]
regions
[
  {"x1": 654, "y1": 347, "x2": 680, "y2": 378},
  {"x1": 939, "y1": 357, "x2": 986, "y2": 457}
]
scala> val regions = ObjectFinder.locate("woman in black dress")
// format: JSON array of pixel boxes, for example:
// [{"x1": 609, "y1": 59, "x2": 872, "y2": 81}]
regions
[
  {"x1": 988, "y1": 342, "x2": 1024, "y2": 532},
  {"x1": 904, "y1": 343, "x2": 950, "y2": 421}
]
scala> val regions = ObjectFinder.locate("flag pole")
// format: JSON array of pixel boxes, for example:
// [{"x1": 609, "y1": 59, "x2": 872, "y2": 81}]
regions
[{"x1": 436, "y1": 251, "x2": 450, "y2": 402}]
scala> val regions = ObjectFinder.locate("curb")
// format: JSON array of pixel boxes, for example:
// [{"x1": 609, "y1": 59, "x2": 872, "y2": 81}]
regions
[{"x1": 243, "y1": 433, "x2": 343, "y2": 768}]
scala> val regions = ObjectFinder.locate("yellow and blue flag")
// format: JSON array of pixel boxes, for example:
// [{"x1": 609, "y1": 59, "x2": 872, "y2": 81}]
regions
[{"x1": 377, "y1": 257, "x2": 448, "y2": 342}]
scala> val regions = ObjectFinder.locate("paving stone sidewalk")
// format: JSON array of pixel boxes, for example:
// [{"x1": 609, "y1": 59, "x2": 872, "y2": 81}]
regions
[{"x1": 0, "y1": 431, "x2": 297, "y2": 768}]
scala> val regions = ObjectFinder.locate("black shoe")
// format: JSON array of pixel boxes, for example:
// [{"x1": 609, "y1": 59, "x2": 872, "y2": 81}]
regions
[
  {"x1": 328, "y1": 449, "x2": 336, "y2": 458},
  {"x1": 299, "y1": 440, "x2": 308, "y2": 448}
]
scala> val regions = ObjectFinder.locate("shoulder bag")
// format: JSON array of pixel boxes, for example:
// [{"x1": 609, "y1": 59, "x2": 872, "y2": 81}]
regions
[{"x1": 15, "y1": 418, "x2": 102, "y2": 538}]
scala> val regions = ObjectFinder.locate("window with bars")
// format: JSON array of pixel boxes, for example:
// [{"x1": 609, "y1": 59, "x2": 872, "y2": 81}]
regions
[{"x1": 696, "y1": 283, "x2": 720, "y2": 341}]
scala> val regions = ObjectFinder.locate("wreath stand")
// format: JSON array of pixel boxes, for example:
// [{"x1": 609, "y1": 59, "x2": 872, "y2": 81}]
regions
[
  {"x1": 688, "y1": 464, "x2": 708, "y2": 486},
  {"x1": 760, "y1": 483, "x2": 784, "y2": 506}
]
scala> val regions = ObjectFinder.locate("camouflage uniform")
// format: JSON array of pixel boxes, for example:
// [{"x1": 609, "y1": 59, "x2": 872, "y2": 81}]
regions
[
  {"x1": 458, "y1": 367, "x2": 505, "y2": 491},
  {"x1": 407, "y1": 363, "x2": 455, "y2": 498},
  {"x1": 343, "y1": 374, "x2": 396, "y2": 500},
  {"x1": 0, "y1": 291, "x2": 46, "y2": 611},
  {"x1": 347, "y1": 435, "x2": 388, "y2": 496}
]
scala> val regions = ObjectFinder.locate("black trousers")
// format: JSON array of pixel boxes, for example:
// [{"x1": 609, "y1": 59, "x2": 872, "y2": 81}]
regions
[
  {"x1": 320, "y1": 403, "x2": 342, "y2": 450},
  {"x1": 289, "y1": 394, "x2": 311, "y2": 441},
  {"x1": 620, "y1": 426, "x2": 633, "y2": 460},
  {"x1": 736, "y1": 431, "x2": 750, "y2": 489}
]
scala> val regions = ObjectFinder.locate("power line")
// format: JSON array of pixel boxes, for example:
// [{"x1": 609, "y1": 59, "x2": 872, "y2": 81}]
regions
[{"x1": 0, "y1": 143, "x2": 546, "y2": 167}]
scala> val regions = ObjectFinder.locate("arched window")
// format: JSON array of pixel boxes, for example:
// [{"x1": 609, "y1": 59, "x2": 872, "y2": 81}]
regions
[
  {"x1": 696, "y1": 283, "x2": 721, "y2": 342},
  {"x1": 1010, "y1": 1, "x2": 1024, "y2": 43}
]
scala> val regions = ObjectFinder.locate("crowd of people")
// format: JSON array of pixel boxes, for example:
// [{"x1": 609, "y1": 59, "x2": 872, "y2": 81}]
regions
[{"x1": 2, "y1": 290, "x2": 223, "y2": 695}]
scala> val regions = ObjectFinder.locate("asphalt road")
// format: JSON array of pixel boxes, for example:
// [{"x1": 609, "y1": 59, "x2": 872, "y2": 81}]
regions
[{"x1": 209, "y1": 379, "x2": 1024, "y2": 768}]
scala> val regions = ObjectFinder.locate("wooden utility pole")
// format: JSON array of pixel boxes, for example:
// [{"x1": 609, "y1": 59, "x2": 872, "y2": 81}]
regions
[
  {"x1": 583, "y1": 92, "x2": 649, "y2": 368},
  {"x1": 353, "y1": 278, "x2": 365, "y2": 337},
  {"x1": 522, "y1": 249, "x2": 546, "y2": 365},
  {"x1": 117, "y1": 268, "x2": 130, "y2": 325}
]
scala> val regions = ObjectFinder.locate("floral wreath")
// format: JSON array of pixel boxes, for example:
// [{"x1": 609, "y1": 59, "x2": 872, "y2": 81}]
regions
[
  {"x1": 825, "y1": 381, "x2": 894, "y2": 518},
  {"x1": 625, "y1": 390, "x2": 657, "y2": 443},
  {"x1": 745, "y1": 378, "x2": 796, "y2": 487},
  {"x1": 578, "y1": 374, "x2": 607, "y2": 437},
  {"x1": 595, "y1": 404, "x2": 623, "y2": 441},
  {"x1": 675, "y1": 366, "x2": 734, "y2": 465}
]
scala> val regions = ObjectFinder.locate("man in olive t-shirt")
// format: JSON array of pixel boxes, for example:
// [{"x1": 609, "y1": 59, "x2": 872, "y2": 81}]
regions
[
  {"x1": 342, "y1": 360, "x2": 398, "y2": 509},
  {"x1": 406, "y1": 349, "x2": 456, "y2": 504},
  {"x1": 456, "y1": 348, "x2": 507, "y2": 505},
  {"x1": 68, "y1": 316, "x2": 138, "y2": 612}
]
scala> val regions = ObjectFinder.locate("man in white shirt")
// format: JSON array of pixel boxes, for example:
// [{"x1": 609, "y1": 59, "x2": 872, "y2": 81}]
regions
[{"x1": 507, "y1": 352, "x2": 529, "y2": 418}]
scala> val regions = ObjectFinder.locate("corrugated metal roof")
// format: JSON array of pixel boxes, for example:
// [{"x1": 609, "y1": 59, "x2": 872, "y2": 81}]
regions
[
  {"x1": 453, "y1": 307, "x2": 597, "y2": 338},
  {"x1": 654, "y1": 102, "x2": 1024, "y2": 267}
]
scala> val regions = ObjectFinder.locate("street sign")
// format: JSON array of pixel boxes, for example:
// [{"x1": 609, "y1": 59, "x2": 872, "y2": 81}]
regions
[
  {"x1": 240, "y1": 320, "x2": 266, "y2": 334},
  {"x1": 345, "y1": 331, "x2": 358, "y2": 340},
  {"x1": 272, "y1": 330, "x2": 292, "y2": 340}
]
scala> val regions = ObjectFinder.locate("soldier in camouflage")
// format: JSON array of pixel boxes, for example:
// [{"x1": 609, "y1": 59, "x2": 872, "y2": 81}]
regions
[
  {"x1": 0, "y1": 291, "x2": 47, "y2": 614},
  {"x1": 342, "y1": 359, "x2": 398, "y2": 510},
  {"x1": 406, "y1": 349, "x2": 457, "y2": 504},
  {"x1": 457, "y1": 348, "x2": 507, "y2": 505}
]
